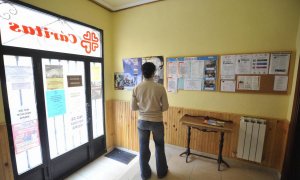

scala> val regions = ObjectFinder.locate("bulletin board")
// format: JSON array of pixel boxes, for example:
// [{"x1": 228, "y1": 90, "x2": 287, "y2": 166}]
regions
[
  {"x1": 116, "y1": 56, "x2": 164, "y2": 90},
  {"x1": 166, "y1": 55, "x2": 218, "y2": 92},
  {"x1": 219, "y1": 52, "x2": 291, "y2": 94}
]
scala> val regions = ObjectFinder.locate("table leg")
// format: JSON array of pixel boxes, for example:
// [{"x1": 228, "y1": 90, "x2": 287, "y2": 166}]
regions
[
  {"x1": 218, "y1": 132, "x2": 230, "y2": 171},
  {"x1": 179, "y1": 126, "x2": 191, "y2": 163}
]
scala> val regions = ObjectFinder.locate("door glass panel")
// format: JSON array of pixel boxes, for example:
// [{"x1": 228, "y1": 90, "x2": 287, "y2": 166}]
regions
[
  {"x1": 42, "y1": 59, "x2": 88, "y2": 159},
  {"x1": 90, "y1": 62, "x2": 104, "y2": 138},
  {"x1": 3, "y1": 55, "x2": 43, "y2": 175}
]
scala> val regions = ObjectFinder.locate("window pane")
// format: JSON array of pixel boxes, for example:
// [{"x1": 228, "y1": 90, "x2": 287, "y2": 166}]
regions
[
  {"x1": 3, "y1": 55, "x2": 43, "y2": 175},
  {"x1": 42, "y1": 59, "x2": 88, "y2": 159},
  {"x1": 90, "y1": 62, "x2": 104, "y2": 138},
  {"x1": 0, "y1": 0, "x2": 102, "y2": 58}
]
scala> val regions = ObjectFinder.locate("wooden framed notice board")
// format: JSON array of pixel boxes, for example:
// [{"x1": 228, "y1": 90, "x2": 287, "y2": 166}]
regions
[
  {"x1": 166, "y1": 55, "x2": 218, "y2": 93},
  {"x1": 165, "y1": 51, "x2": 291, "y2": 94},
  {"x1": 219, "y1": 52, "x2": 291, "y2": 94}
]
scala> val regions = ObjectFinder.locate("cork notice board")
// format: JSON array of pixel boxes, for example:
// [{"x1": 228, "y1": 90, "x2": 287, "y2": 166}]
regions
[{"x1": 220, "y1": 52, "x2": 291, "y2": 94}]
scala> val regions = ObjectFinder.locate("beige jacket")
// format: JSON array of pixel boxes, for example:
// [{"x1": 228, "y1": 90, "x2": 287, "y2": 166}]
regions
[{"x1": 131, "y1": 78, "x2": 169, "y2": 122}]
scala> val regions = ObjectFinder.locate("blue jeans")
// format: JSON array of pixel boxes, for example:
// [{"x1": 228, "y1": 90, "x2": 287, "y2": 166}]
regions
[{"x1": 138, "y1": 120, "x2": 168, "y2": 179}]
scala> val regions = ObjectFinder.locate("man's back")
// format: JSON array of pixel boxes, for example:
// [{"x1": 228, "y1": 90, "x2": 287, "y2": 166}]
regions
[{"x1": 131, "y1": 79, "x2": 169, "y2": 122}]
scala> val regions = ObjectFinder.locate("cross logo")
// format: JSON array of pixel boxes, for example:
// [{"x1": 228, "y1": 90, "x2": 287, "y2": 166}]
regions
[{"x1": 81, "y1": 31, "x2": 99, "y2": 54}]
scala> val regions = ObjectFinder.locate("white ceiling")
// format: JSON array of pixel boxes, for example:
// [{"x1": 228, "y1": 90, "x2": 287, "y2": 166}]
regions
[{"x1": 92, "y1": 0, "x2": 161, "y2": 12}]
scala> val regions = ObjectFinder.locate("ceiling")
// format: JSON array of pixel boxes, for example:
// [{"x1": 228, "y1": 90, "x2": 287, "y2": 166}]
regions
[{"x1": 92, "y1": 0, "x2": 161, "y2": 12}]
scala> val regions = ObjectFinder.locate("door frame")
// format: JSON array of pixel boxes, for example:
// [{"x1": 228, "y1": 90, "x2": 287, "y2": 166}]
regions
[{"x1": 281, "y1": 57, "x2": 300, "y2": 179}]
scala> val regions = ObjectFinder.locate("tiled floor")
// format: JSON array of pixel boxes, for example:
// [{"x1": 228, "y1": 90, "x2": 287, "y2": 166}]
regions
[{"x1": 66, "y1": 141, "x2": 279, "y2": 180}]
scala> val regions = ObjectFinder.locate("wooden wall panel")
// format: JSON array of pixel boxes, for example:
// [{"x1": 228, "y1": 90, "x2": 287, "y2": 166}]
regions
[
  {"x1": 272, "y1": 120, "x2": 289, "y2": 170},
  {"x1": 105, "y1": 100, "x2": 289, "y2": 171},
  {"x1": 0, "y1": 123, "x2": 13, "y2": 180},
  {"x1": 105, "y1": 100, "x2": 114, "y2": 151},
  {"x1": 109, "y1": 100, "x2": 139, "y2": 151}
]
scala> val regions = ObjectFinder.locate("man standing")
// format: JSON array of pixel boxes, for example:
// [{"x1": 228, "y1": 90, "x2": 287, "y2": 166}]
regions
[{"x1": 131, "y1": 62, "x2": 169, "y2": 180}]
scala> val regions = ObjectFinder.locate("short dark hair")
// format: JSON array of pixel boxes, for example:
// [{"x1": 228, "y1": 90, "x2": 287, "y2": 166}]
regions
[{"x1": 142, "y1": 62, "x2": 156, "y2": 79}]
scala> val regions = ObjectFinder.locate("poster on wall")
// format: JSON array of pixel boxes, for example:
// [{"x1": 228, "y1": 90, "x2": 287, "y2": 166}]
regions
[
  {"x1": 122, "y1": 58, "x2": 142, "y2": 90},
  {"x1": 167, "y1": 59, "x2": 178, "y2": 78},
  {"x1": 114, "y1": 72, "x2": 124, "y2": 90},
  {"x1": 273, "y1": 76, "x2": 288, "y2": 91},
  {"x1": 142, "y1": 56, "x2": 164, "y2": 84},
  {"x1": 269, "y1": 53, "x2": 290, "y2": 75},
  {"x1": 237, "y1": 76, "x2": 260, "y2": 90},
  {"x1": 166, "y1": 56, "x2": 218, "y2": 92},
  {"x1": 220, "y1": 55, "x2": 236, "y2": 80},
  {"x1": 203, "y1": 58, "x2": 217, "y2": 90},
  {"x1": 252, "y1": 53, "x2": 269, "y2": 74},
  {"x1": 235, "y1": 54, "x2": 252, "y2": 74},
  {"x1": 221, "y1": 80, "x2": 236, "y2": 92}
]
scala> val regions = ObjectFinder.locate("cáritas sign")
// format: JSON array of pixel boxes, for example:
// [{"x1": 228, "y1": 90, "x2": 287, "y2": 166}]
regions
[{"x1": 0, "y1": 1, "x2": 102, "y2": 58}]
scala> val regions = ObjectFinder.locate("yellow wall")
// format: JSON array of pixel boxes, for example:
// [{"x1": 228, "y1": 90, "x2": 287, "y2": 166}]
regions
[
  {"x1": 113, "y1": 0, "x2": 300, "y2": 120},
  {"x1": 1, "y1": 0, "x2": 300, "y2": 123}
]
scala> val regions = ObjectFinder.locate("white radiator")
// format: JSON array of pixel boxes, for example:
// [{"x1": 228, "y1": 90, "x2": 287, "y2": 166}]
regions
[{"x1": 237, "y1": 116, "x2": 266, "y2": 163}]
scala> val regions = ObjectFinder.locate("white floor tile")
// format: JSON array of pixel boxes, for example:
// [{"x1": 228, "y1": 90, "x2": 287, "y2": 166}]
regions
[{"x1": 66, "y1": 142, "x2": 278, "y2": 180}]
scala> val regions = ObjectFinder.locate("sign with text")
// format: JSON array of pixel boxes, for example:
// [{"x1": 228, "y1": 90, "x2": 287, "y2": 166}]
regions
[
  {"x1": 0, "y1": 0, "x2": 102, "y2": 58},
  {"x1": 46, "y1": 90, "x2": 66, "y2": 117},
  {"x1": 67, "y1": 75, "x2": 82, "y2": 87}
]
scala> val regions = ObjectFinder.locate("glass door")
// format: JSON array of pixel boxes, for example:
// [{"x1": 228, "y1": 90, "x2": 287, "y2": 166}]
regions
[
  {"x1": 89, "y1": 62, "x2": 106, "y2": 157},
  {"x1": 1, "y1": 56, "x2": 106, "y2": 180},
  {"x1": 3, "y1": 55, "x2": 44, "y2": 179},
  {"x1": 41, "y1": 59, "x2": 88, "y2": 159},
  {"x1": 90, "y1": 62, "x2": 104, "y2": 139}
]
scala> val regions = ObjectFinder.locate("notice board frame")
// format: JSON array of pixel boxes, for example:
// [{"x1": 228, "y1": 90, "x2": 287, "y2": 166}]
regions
[{"x1": 218, "y1": 51, "x2": 292, "y2": 95}]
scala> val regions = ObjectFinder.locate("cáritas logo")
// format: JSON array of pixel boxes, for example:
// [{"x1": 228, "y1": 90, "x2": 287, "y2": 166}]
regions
[
  {"x1": 8, "y1": 22, "x2": 100, "y2": 54},
  {"x1": 80, "y1": 31, "x2": 99, "y2": 54}
]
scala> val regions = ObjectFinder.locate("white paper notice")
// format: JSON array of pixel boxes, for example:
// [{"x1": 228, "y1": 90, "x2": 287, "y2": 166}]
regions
[
  {"x1": 184, "y1": 79, "x2": 203, "y2": 90},
  {"x1": 167, "y1": 77, "x2": 177, "y2": 93},
  {"x1": 235, "y1": 54, "x2": 252, "y2": 74},
  {"x1": 220, "y1": 55, "x2": 236, "y2": 79},
  {"x1": 167, "y1": 61, "x2": 178, "y2": 77},
  {"x1": 274, "y1": 76, "x2": 288, "y2": 91},
  {"x1": 190, "y1": 60, "x2": 205, "y2": 78},
  {"x1": 237, "y1": 76, "x2": 260, "y2": 90},
  {"x1": 252, "y1": 53, "x2": 270, "y2": 74},
  {"x1": 178, "y1": 61, "x2": 190, "y2": 78},
  {"x1": 269, "y1": 53, "x2": 290, "y2": 74},
  {"x1": 221, "y1": 80, "x2": 236, "y2": 92}
]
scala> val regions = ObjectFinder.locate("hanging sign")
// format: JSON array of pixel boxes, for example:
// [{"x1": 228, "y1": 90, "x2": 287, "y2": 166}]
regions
[{"x1": 0, "y1": 0, "x2": 102, "y2": 58}]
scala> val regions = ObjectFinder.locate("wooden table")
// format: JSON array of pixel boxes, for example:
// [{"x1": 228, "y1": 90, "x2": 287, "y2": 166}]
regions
[{"x1": 179, "y1": 114, "x2": 233, "y2": 171}]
